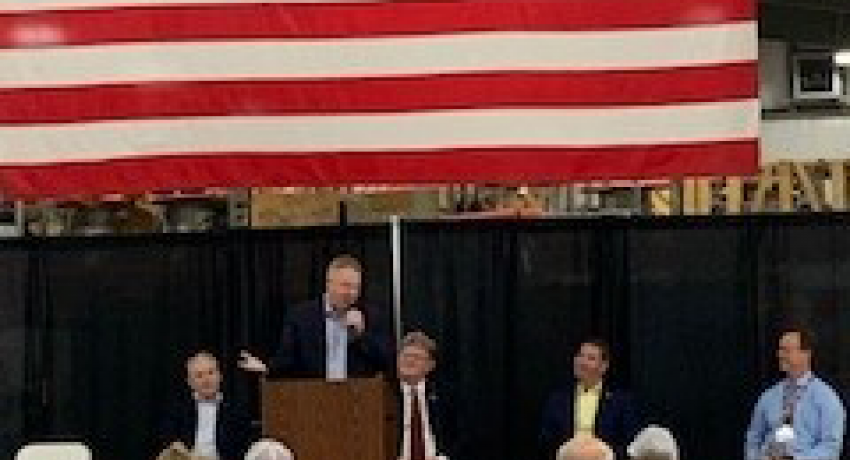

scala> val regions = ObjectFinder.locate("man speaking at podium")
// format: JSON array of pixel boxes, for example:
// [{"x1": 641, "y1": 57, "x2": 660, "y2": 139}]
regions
[{"x1": 238, "y1": 255, "x2": 388, "y2": 379}]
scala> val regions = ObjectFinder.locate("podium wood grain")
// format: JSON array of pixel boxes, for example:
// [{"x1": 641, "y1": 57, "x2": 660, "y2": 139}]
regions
[{"x1": 262, "y1": 377, "x2": 397, "y2": 460}]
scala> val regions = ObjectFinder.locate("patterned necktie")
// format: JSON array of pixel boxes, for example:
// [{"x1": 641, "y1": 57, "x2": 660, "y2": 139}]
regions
[
  {"x1": 772, "y1": 381, "x2": 800, "y2": 459},
  {"x1": 782, "y1": 381, "x2": 799, "y2": 424},
  {"x1": 409, "y1": 390, "x2": 426, "y2": 460}
]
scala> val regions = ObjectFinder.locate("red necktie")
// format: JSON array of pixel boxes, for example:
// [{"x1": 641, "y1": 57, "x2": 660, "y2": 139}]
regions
[{"x1": 409, "y1": 390, "x2": 426, "y2": 460}]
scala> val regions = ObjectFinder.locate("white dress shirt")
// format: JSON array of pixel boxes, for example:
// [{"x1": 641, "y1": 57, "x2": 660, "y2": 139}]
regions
[
  {"x1": 193, "y1": 394, "x2": 221, "y2": 459},
  {"x1": 400, "y1": 381, "x2": 448, "y2": 460}
]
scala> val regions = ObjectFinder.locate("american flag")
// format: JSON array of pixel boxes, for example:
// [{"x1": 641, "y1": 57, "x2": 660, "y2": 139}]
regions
[{"x1": 0, "y1": 0, "x2": 758, "y2": 198}]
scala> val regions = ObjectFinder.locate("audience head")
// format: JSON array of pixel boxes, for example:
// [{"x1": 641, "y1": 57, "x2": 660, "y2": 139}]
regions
[
  {"x1": 628, "y1": 426, "x2": 679, "y2": 460},
  {"x1": 245, "y1": 439, "x2": 294, "y2": 460},
  {"x1": 557, "y1": 434, "x2": 614, "y2": 460}
]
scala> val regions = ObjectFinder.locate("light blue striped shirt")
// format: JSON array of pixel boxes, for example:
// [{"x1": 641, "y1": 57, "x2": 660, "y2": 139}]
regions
[
  {"x1": 325, "y1": 297, "x2": 348, "y2": 381},
  {"x1": 745, "y1": 372, "x2": 845, "y2": 460}
]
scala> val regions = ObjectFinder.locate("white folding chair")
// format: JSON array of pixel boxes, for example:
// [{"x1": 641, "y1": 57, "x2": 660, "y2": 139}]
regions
[{"x1": 15, "y1": 442, "x2": 92, "y2": 460}]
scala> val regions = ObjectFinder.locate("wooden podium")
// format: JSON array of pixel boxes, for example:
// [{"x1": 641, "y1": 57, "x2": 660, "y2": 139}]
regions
[{"x1": 262, "y1": 377, "x2": 397, "y2": 460}]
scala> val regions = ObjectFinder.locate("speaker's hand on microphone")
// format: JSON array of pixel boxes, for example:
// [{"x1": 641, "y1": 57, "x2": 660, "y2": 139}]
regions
[{"x1": 344, "y1": 309, "x2": 366, "y2": 336}]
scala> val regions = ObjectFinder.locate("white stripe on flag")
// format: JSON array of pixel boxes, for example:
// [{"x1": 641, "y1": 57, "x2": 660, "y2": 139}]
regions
[
  {"x1": 0, "y1": 100, "x2": 759, "y2": 163},
  {"x1": 0, "y1": 24, "x2": 757, "y2": 88}
]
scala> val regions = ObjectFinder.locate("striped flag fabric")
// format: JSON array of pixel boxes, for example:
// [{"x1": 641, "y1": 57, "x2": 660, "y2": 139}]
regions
[{"x1": 0, "y1": 0, "x2": 758, "y2": 198}]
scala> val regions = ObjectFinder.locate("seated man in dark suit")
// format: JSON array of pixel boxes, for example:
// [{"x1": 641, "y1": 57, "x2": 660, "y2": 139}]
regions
[
  {"x1": 239, "y1": 255, "x2": 388, "y2": 379},
  {"x1": 160, "y1": 351, "x2": 257, "y2": 460},
  {"x1": 396, "y1": 332, "x2": 456, "y2": 460},
  {"x1": 540, "y1": 339, "x2": 642, "y2": 460}
]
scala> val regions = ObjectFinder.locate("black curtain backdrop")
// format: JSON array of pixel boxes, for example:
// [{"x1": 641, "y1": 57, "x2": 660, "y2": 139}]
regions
[{"x1": 0, "y1": 216, "x2": 849, "y2": 460}]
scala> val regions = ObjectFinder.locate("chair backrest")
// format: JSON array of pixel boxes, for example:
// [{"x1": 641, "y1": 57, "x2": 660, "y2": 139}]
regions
[{"x1": 15, "y1": 443, "x2": 92, "y2": 460}]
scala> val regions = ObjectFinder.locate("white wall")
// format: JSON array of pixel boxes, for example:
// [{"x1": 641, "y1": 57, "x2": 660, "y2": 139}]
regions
[{"x1": 762, "y1": 117, "x2": 850, "y2": 161}]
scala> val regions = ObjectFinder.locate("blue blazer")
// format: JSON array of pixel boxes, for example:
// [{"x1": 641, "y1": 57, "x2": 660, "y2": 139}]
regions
[
  {"x1": 268, "y1": 298, "x2": 389, "y2": 378},
  {"x1": 539, "y1": 381, "x2": 642, "y2": 460}
]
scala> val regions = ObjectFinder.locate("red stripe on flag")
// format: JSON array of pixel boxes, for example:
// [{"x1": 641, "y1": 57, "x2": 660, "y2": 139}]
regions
[
  {"x1": 0, "y1": 64, "x2": 756, "y2": 124},
  {"x1": 0, "y1": 0, "x2": 755, "y2": 48},
  {"x1": 0, "y1": 140, "x2": 757, "y2": 198}
]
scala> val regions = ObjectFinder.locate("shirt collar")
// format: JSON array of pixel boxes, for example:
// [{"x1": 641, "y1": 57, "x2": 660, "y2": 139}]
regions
[
  {"x1": 324, "y1": 295, "x2": 344, "y2": 319},
  {"x1": 789, "y1": 371, "x2": 813, "y2": 388},
  {"x1": 577, "y1": 380, "x2": 603, "y2": 394},
  {"x1": 194, "y1": 392, "x2": 223, "y2": 404},
  {"x1": 402, "y1": 380, "x2": 428, "y2": 393},
  {"x1": 324, "y1": 295, "x2": 336, "y2": 316}
]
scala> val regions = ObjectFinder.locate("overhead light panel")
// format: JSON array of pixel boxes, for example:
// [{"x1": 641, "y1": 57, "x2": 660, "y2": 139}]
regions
[{"x1": 834, "y1": 51, "x2": 850, "y2": 66}]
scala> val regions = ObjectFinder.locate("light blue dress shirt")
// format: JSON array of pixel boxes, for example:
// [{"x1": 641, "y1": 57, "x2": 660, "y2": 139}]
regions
[
  {"x1": 745, "y1": 372, "x2": 846, "y2": 460},
  {"x1": 325, "y1": 297, "x2": 348, "y2": 380}
]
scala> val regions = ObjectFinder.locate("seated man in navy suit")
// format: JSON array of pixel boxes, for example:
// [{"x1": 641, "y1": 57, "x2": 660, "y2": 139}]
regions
[
  {"x1": 396, "y1": 332, "x2": 456, "y2": 460},
  {"x1": 540, "y1": 339, "x2": 642, "y2": 460},
  {"x1": 160, "y1": 352, "x2": 257, "y2": 460}
]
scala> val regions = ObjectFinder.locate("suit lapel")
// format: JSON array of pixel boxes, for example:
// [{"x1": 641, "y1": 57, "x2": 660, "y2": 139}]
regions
[
  {"x1": 308, "y1": 299, "x2": 327, "y2": 372},
  {"x1": 427, "y1": 382, "x2": 443, "y2": 452},
  {"x1": 426, "y1": 382, "x2": 438, "y2": 428},
  {"x1": 566, "y1": 381, "x2": 578, "y2": 435},
  {"x1": 215, "y1": 400, "x2": 226, "y2": 450},
  {"x1": 593, "y1": 384, "x2": 613, "y2": 436},
  {"x1": 183, "y1": 397, "x2": 198, "y2": 447}
]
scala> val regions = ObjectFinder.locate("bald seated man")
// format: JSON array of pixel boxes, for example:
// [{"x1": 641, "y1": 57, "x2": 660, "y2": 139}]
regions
[
  {"x1": 160, "y1": 352, "x2": 257, "y2": 460},
  {"x1": 628, "y1": 426, "x2": 679, "y2": 460}
]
